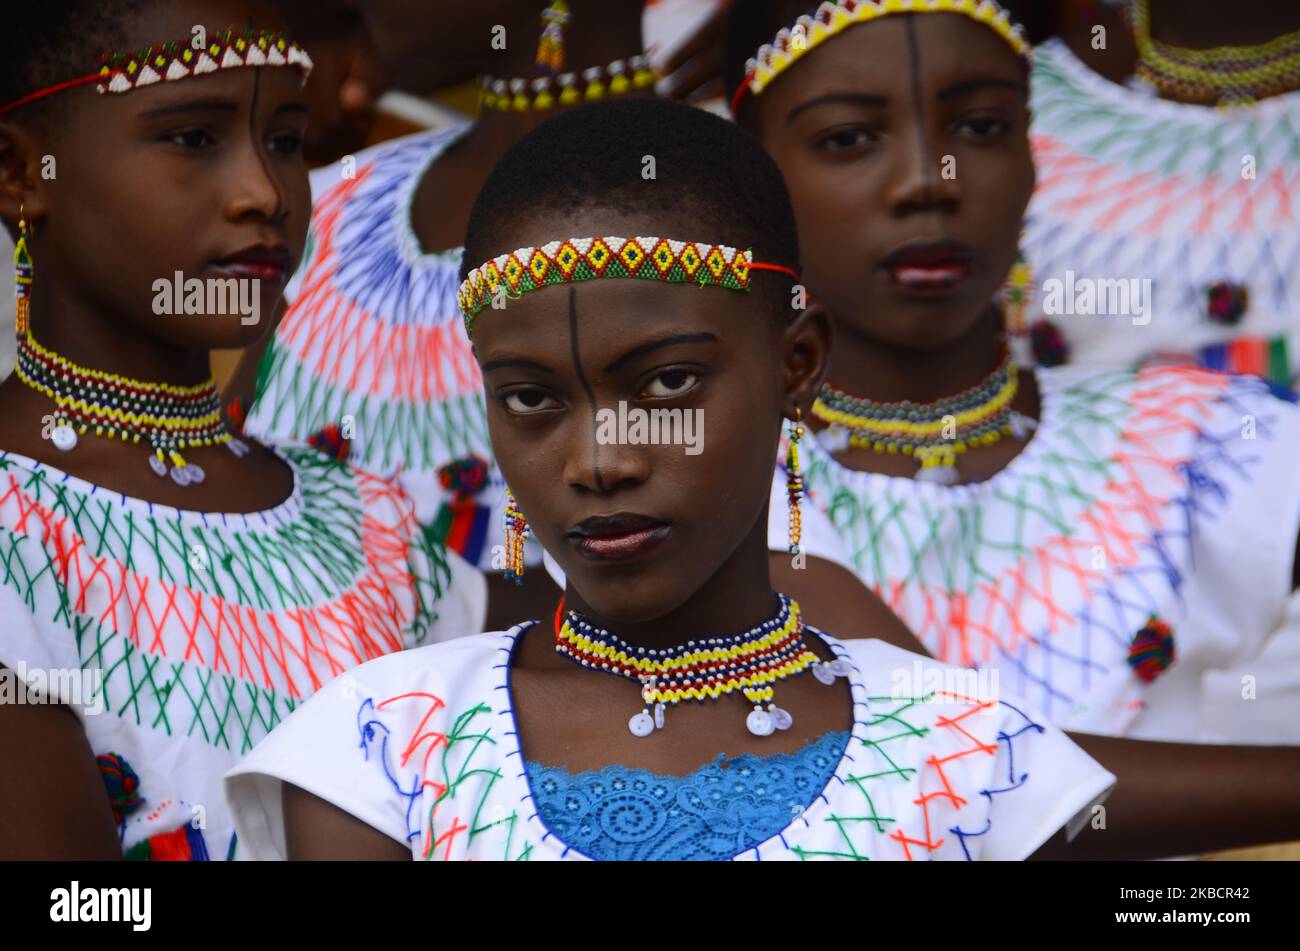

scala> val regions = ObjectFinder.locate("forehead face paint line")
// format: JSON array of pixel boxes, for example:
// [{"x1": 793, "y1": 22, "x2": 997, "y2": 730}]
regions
[
  {"x1": 903, "y1": 14, "x2": 936, "y2": 207},
  {"x1": 568, "y1": 286, "x2": 607, "y2": 492}
]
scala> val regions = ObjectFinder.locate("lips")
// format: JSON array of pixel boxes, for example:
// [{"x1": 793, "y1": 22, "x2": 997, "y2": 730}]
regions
[
  {"x1": 567, "y1": 513, "x2": 672, "y2": 562},
  {"x1": 880, "y1": 239, "x2": 975, "y2": 294},
  {"x1": 211, "y1": 245, "x2": 293, "y2": 284}
]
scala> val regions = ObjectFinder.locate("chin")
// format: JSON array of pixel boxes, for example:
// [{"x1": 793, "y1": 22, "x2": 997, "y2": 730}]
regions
[
  {"x1": 564, "y1": 560, "x2": 695, "y2": 626},
  {"x1": 172, "y1": 321, "x2": 269, "y2": 352}
]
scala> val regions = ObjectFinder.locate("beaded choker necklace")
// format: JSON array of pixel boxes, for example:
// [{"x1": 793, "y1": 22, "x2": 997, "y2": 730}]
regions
[
  {"x1": 477, "y1": 55, "x2": 657, "y2": 112},
  {"x1": 15, "y1": 331, "x2": 248, "y2": 486},
  {"x1": 555, "y1": 595, "x2": 851, "y2": 738},
  {"x1": 1127, "y1": 0, "x2": 1300, "y2": 105},
  {"x1": 811, "y1": 345, "x2": 1034, "y2": 485}
]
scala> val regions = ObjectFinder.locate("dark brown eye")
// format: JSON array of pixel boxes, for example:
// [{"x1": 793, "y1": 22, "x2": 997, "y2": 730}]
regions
[
  {"x1": 816, "y1": 128, "x2": 876, "y2": 152},
  {"x1": 504, "y1": 389, "x2": 559, "y2": 414},
  {"x1": 642, "y1": 370, "x2": 696, "y2": 398},
  {"x1": 956, "y1": 116, "x2": 1009, "y2": 138},
  {"x1": 169, "y1": 128, "x2": 215, "y2": 148}
]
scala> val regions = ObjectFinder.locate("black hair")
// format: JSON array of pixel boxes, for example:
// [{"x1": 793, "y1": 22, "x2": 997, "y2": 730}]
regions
[
  {"x1": 724, "y1": 0, "x2": 1051, "y2": 128},
  {"x1": 0, "y1": 1, "x2": 147, "y2": 116},
  {"x1": 461, "y1": 97, "x2": 801, "y2": 319}
]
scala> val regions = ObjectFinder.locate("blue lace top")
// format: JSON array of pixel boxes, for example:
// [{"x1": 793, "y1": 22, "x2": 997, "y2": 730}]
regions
[{"x1": 524, "y1": 731, "x2": 850, "y2": 861}]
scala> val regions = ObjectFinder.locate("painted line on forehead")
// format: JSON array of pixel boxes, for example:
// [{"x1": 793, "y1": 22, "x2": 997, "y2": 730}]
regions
[
  {"x1": 247, "y1": 67, "x2": 287, "y2": 219},
  {"x1": 903, "y1": 14, "x2": 936, "y2": 204},
  {"x1": 568, "y1": 286, "x2": 606, "y2": 492}
]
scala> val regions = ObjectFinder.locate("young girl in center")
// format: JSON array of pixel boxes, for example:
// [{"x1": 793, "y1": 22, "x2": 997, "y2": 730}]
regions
[{"x1": 225, "y1": 97, "x2": 1117, "y2": 861}]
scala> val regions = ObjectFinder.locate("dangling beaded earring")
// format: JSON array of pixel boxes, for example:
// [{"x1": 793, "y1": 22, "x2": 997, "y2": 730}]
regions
[
  {"x1": 503, "y1": 488, "x2": 529, "y2": 584},
  {"x1": 14, "y1": 205, "x2": 32, "y2": 339},
  {"x1": 786, "y1": 409, "x2": 805, "y2": 557},
  {"x1": 536, "y1": 1, "x2": 571, "y2": 74},
  {"x1": 1000, "y1": 246, "x2": 1036, "y2": 367}
]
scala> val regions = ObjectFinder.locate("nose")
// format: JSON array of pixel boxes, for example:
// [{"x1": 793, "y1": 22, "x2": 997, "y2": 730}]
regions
[
  {"x1": 223, "y1": 135, "x2": 286, "y2": 224},
  {"x1": 883, "y1": 125, "x2": 960, "y2": 218},
  {"x1": 562, "y1": 411, "x2": 652, "y2": 494}
]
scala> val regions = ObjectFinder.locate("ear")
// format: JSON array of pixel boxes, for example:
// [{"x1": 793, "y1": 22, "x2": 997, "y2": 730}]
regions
[
  {"x1": 0, "y1": 119, "x2": 52, "y2": 225},
  {"x1": 338, "y1": 35, "x2": 385, "y2": 114},
  {"x1": 779, "y1": 297, "x2": 833, "y2": 420}
]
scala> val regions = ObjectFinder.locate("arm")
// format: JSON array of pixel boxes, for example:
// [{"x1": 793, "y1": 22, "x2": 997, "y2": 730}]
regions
[
  {"x1": 282, "y1": 782, "x2": 411, "y2": 861},
  {"x1": 770, "y1": 552, "x2": 930, "y2": 655},
  {"x1": 656, "y1": 0, "x2": 728, "y2": 103},
  {"x1": 0, "y1": 672, "x2": 122, "y2": 859},
  {"x1": 1031, "y1": 735, "x2": 1300, "y2": 860}
]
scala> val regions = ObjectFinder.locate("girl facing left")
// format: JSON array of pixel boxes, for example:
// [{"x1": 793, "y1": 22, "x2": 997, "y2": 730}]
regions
[{"x1": 0, "y1": 0, "x2": 476, "y2": 860}]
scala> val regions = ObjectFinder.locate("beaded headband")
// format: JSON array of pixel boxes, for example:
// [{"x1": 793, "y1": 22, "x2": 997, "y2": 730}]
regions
[
  {"x1": 457, "y1": 236, "x2": 800, "y2": 335},
  {"x1": 0, "y1": 29, "x2": 313, "y2": 114},
  {"x1": 731, "y1": 0, "x2": 1032, "y2": 114}
]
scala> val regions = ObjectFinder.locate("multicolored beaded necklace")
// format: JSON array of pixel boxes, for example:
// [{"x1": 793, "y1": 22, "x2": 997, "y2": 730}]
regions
[
  {"x1": 477, "y1": 55, "x2": 657, "y2": 112},
  {"x1": 811, "y1": 345, "x2": 1035, "y2": 485},
  {"x1": 555, "y1": 594, "x2": 851, "y2": 738},
  {"x1": 1127, "y1": 0, "x2": 1300, "y2": 105},
  {"x1": 15, "y1": 331, "x2": 248, "y2": 486}
]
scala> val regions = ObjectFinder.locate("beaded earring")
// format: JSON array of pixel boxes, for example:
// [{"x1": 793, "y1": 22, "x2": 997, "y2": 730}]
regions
[
  {"x1": 14, "y1": 206, "x2": 32, "y2": 339},
  {"x1": 503, "y1": 488, "x2": 529, "y2": 584},
  {"x1": 1001, "y1": 247, "x2": 1036, "y2": 367},
  {"x1": 1000, "y1": 247, "x2": 1034, "y2": 338},
  {"x1": 786, "y1": 410, "x2": 804, "y2": 557},
  {"x1": 536, "y1": 1, "x2": 571, "y2": 74}
]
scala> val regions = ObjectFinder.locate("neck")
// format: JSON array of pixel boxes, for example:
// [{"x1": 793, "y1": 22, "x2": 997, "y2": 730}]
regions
[
  {"x1": 484, "y1": 0, "x2": 646, "y2": 77},
  {"x1": 472, "y1": 0, "x2": 649, "y2": 144},
  {"x1": 1060, "y1": 0, "x2": 1300, "y2": 88},
  {"x1": 1146, "y1": 0, "x2": 1300, "y2": 48},
  {"x1": 828, "y1": 305, "x2": 1006, "y2": 404},
  {"x1": 26, "y1": 275, "x2": 214, "y2": 388},
  {"x1": 562, "y1": 515, "x2": 780, "y2": 651}
]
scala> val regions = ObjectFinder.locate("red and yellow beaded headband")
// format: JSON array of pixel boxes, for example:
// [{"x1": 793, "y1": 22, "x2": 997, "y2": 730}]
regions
[
  {"x1": 458, "y1": 236, "x2": 800, "y2": 335},
  {"x1": 731, "y1": 0, "x2": 1033, "y2": 115},
  {"x1": 0, "y1": 28, "x2": 313, "y2": 114}
]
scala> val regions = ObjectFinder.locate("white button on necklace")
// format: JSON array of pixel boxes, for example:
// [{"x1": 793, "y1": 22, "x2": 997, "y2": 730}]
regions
[{"x1": 50, "y1": 424, "x2": 78, "y2": 452}]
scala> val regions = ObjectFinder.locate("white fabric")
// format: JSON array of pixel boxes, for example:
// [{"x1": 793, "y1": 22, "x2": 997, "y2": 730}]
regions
[
  {"x1": 226, "y1": 627, "x2": 1114, "y2": 861},
  {"x1": 0, "y1": 445, "x2": 477, "y2": 858},
  {"x1": 770, "y1": 366, "x2": 1300, "y2": 743},
  {"x1": 1024, "y1": 38, "x2": 1300, "y2": 376}
]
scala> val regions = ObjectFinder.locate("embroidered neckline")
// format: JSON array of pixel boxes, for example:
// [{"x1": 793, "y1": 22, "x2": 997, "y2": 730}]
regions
[
  {"x1": 0, "y1": 442, "x2": 303, "y2": 525},
  {"x1": 1037, "y1": 37, "x2": 1300, "y2": 125},
  {"x1": 500, "y1": 621, "x2": 869, "y2": 861}
]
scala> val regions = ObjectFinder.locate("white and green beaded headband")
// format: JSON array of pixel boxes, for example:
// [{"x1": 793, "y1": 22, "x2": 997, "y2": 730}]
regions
[{"x1": 457, "y1": 235, "x2": 800, "y2": 335}]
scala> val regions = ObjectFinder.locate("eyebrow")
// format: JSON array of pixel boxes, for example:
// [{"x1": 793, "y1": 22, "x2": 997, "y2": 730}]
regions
[
  {"x1": 603, "y1": 333, "x2": 718, "y2": 373},
  {"x1": 138, "y1": 99, "x2": 309, "y2": 120},
  {"x1": 786, "y1": 92, "x2": 889, "y2": 125},
  {"x1": 937, "y1": 77, "x2": 1026, "y2": 99},
  {"x1": 479, "y1": 357, "x2": 556, "y2": 374}
]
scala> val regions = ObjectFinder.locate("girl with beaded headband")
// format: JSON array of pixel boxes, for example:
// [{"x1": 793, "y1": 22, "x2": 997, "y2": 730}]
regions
[
  {"x1": 726, "y1": 0, "x2": 1300, "y2": 854},
  {"x1": 233, "y1": 0, "x2": 902, "y2": 651},
  {"x1": 227, "y1": 1, "x2": 660, "y2": 631},
  {"x1": 226, "y1": 98, "x2": 1120, "y2": 862},
  {"x1": 0, "y1": 0, "x2": 480, "y2": 860}
]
